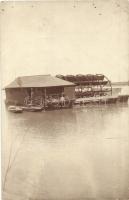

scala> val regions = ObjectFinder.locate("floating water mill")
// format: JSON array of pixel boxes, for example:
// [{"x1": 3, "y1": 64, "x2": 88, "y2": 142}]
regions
[{"x1": 56, "y1": 74, "x2": 112, "y2": 98}]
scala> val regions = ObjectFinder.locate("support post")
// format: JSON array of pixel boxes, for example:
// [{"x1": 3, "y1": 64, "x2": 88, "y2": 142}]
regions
[{"x1": 44, "y1": 88, "x2": 47, "y2": 108}]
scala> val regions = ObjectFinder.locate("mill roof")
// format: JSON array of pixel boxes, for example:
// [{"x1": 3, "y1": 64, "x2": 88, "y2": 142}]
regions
[{"x1": 5, "y1": 75, "x2": 75, "y2": 89}]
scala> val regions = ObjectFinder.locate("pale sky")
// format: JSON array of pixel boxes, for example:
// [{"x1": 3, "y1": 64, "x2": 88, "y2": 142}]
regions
[{"x1": 1, "y1": 0, "x2": 129, "y2": 86}]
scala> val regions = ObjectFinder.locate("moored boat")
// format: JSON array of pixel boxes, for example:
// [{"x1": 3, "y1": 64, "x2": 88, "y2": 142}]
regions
[
  {"x1": 22, "y1": 105, "x2": 43, "y2": 112},
  {"x1": 117, "y1": 95, "x2": 129, "y2": 103},
  {"x1": 99, "y1": 96, "x2": 118, "y2": 104},
  {"x1": 8, "y1": 105, "x2": 23, "y2": 113},
  {"x1": 74, "y1": 96, "x2": 118, "y2": 105}
]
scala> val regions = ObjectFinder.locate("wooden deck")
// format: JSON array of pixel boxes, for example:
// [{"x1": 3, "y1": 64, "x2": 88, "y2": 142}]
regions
[{"x1": 74, "y1": 96, "x2": 120, "y2": 105}]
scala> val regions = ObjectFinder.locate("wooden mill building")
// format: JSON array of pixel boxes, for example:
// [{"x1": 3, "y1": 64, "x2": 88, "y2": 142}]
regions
[{"x1": 5, "y1": 75, "x2": 75, "y2": 106}]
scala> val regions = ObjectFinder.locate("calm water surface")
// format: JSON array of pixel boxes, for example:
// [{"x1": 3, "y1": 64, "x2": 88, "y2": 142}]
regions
[{"x1": 2, "y1": 102, "x2": 129, "y2": 200}]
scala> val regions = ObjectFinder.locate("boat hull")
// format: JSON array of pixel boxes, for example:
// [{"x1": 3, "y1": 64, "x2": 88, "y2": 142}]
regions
[
  {"x1": 8, "y1": 106, "x2": 23, "y2": 113},
  {"x1": 117, "y1": 95, "x2": 129, "y2": 103},
  {"x1": 22, "y1": 106, "x2": 43, "y2": 112}
]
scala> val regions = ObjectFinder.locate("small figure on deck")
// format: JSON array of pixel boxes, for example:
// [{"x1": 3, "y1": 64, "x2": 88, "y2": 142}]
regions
[
  {"x1": 60, "y1": 94, "x2": 65, "y2": 107},
  {"x1": 30, "y1": 88, "x2": 34, "y2": 105},
  {"x1": 64, "y1": 95, "x2": 70, "y2": 105}
]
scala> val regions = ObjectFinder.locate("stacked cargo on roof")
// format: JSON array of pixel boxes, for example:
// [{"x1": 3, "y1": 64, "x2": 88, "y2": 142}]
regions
[{"x1": 56, "y1": 74, "x2": 112, "y2": 98}]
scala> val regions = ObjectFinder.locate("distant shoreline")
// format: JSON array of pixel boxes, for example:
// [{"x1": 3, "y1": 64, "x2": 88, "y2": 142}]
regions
[{"x1": 112, "y1": 81, "x2": 129, "y2": 86}]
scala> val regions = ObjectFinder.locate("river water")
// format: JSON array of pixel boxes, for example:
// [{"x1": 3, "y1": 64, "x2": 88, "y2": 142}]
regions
[{"x1": 2, "y1": 101, "x2": 129, "y2": 200}]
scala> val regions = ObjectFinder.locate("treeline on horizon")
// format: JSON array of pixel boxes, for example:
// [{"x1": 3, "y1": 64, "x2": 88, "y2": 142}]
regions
[{"x1": 112, "y1": 81, "x2": 129, "y2": 85}]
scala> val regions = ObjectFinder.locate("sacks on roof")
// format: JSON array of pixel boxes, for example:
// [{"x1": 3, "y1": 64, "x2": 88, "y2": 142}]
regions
[
  {"x1": 95, "y1": 74, "x2": 104, "y2": 81},
  {"x1": 76, "y1": 74, "x2": 86, "y2": 81},
  {"x1": 65, "y1": 75, "x2": 76, "y2": 82},
  {"x1": 85, "y1": 74, "x2": 94, "y2": 81},
  {"x1": 56, "y1": 74, "x2": 65, "y2": 80},
  {"x1": 56, "y1": 74, "x2": 105, "y2": 82}
]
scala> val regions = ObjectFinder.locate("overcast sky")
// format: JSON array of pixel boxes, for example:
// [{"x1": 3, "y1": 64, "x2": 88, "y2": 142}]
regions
[{"x1": 1, "y1": 0, "x2": 129, "y2": 86}]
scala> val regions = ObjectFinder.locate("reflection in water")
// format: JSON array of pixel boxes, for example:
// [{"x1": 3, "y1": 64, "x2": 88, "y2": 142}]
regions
[{"x1": 2, "y1": 103, "x2": 129, "y2": 200}]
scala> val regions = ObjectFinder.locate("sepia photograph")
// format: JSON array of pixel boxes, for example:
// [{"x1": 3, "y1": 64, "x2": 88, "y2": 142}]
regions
[{"x1": 1, "y1": 0, "x2": 129, "y2": 199}]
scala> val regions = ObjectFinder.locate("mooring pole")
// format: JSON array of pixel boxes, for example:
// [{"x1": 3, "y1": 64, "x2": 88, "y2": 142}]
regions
[
  {"x1": 44, "y1": 88, "x2": 47, "y2": 108},
  {"x1": 30, "y1": 88, "x2": 33, "y2": 105}
]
